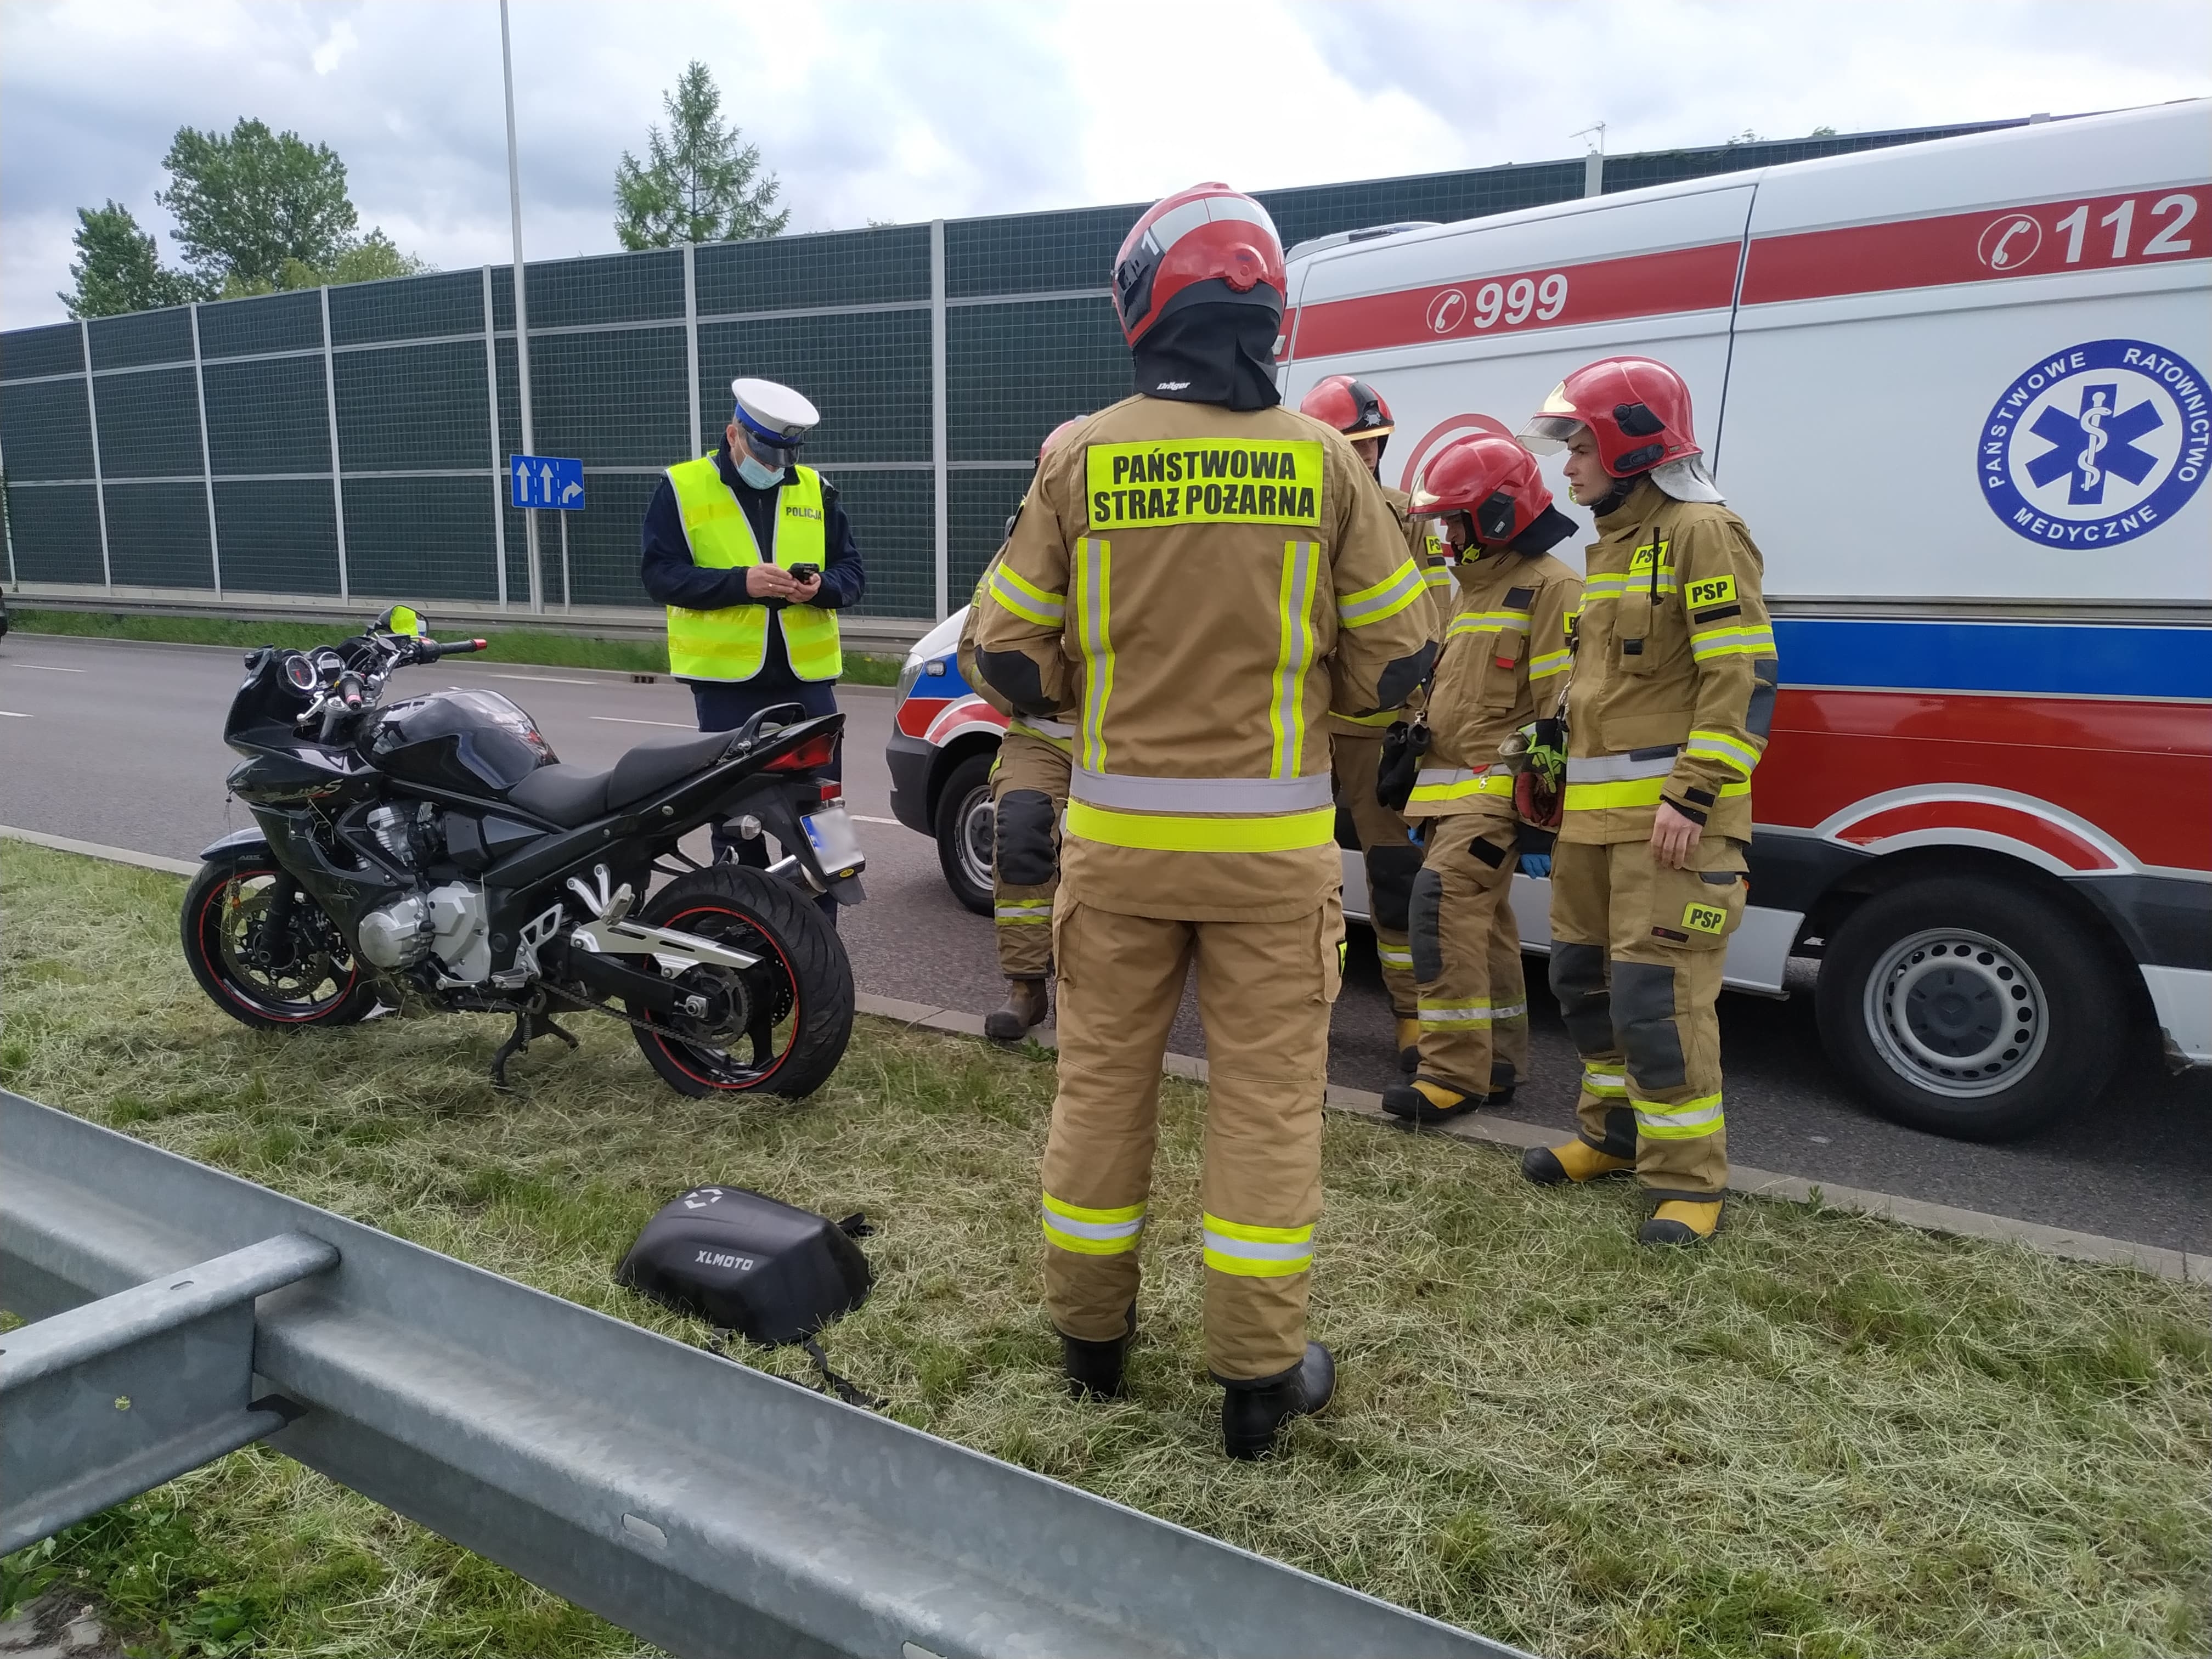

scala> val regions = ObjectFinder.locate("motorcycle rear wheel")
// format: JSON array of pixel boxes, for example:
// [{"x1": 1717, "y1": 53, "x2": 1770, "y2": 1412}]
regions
[
  {"x1": 627, "y1": 866, "x2": 853, "y2": 1098},
  {"x1": 182, "y1": 856, "x2": 379, "y2": 1030}
]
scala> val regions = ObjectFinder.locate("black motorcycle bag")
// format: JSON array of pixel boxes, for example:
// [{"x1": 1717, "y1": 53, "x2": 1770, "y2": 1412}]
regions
[{"x1": 616, "y1": 1186, "x2": 872, "y2": 1346}]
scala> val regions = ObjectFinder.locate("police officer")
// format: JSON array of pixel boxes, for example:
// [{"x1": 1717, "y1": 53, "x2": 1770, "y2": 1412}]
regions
[
  {"x1": 974, "y1": 183, "x2": 1434, "y2": 1458},
  {"x1": 638, "y1": 379, "x2": 866, "y2": 905},
  {"x1": 1297, "y1": 375, "x2": 1443, "y2": 1074},
  {"x1": 956, "y1": 419, "x2": 1082, "y2": 1042},
  {"x1": 1381, "y1": 432, "x2": 1580, "y2": 1124},
  {"x1": 1516, "y1": 358, "x2": 1778, "y2": 1245}
]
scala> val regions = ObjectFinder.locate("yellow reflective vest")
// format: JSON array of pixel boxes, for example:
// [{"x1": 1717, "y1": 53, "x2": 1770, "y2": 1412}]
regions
[{"x1": 663, "y1": 458, "x2": 841, "y2": 682}]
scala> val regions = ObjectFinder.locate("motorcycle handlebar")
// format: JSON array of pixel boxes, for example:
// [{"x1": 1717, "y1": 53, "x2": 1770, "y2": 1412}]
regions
[{"x1": 419, "y1": 636, "x2": 489, "y2": 662}]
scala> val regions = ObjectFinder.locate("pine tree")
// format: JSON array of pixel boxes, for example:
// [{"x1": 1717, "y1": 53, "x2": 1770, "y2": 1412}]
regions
[
  {"x1": 614, "y1": 62, "x2": 791, "y2": 249},
  {"x1": 59, "y1": 201, "x2": 210, "y2": 318}
]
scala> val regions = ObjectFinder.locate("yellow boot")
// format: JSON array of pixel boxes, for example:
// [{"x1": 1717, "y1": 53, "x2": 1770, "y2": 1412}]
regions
[
  {"x1": 1520, "y1": 1138, "x2": 1635, "y2": 1186},
  {"x1": 1639, "y1": 1199, "x2": 1724, "y2": 1246},
  {"x1": 1381, "y1": 1077, "x2": 1481, "y2": 1124}
]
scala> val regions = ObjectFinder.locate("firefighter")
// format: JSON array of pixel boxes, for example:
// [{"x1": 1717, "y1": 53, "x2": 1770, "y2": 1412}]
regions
[
  {"x1": 1516, "y1": 357, "x2": 1778, "y2": 1245},
  {"x1": 1380, "y1": 432, "x2": 1581, "y2": 1124},
  {"x1": 1298, "y1": 375, "x2": 1443, "y2": 1074},
  {"x1": 974, "y1": 183, "x2": 1434, "y2": 1458},
  {"x1": 956, "y1": 419, "x2": 1084, "y2": 1042}
]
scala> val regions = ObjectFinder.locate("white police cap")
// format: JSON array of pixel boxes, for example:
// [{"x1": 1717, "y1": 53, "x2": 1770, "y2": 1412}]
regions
[{"x1": 731, "y1": 377, "x2": 819, "y2": 450}]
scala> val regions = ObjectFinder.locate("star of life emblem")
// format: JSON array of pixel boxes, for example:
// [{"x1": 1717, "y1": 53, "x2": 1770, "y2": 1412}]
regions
[{"x1": 1979, "y1": 338, "x2": 2207, "y2": 548}]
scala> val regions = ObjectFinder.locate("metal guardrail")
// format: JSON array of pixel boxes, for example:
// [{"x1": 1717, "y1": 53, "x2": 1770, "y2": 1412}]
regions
[{"x1": 0, "y1": 1090, "x2": 1521, "y2": 1659}]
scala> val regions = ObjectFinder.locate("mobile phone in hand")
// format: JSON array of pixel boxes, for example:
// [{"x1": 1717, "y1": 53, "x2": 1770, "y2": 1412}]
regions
[{"x1": 787, "y1": 563, "x2": 820, "y2": 582}]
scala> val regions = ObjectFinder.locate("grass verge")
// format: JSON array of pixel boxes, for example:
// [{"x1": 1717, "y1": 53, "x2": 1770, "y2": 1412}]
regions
[
  {"x1": 6, "y1": 607, "x2": 904, "y2": 686},
  {"x1": 2, "y1": 841, "x2": 2207, "y2": 1658}
]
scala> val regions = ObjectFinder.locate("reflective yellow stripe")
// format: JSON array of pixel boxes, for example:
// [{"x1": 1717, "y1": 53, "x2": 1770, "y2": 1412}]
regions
[
  {"x1": 1201, "y1": 1211, "x2": 1313, "y2": 1277},
  {"x1": 1376, "y1": 943, "x2": 1414, "y2": 969},
  {"x1": 1339, "y1": 557, "x2": 1425, "y2": 628},
  {"x1": 1564, "y1": 777, "x2": 1747, "y2": 811},
  {"x1": 988, "y1": 562, "x2": 1066, "y2": 627},
  {"x1": 1064, "y1": 800, "x2": 1334, "y2": 853},
  {"x1": 1685, "y1": 729, "x2": 1763, "y2": 775},
  {"x1": 1041, "y1": 1192, "x2": 1145, "y2": 1255},
  {"x1": 1447, "y1": 608, "x2": 1531, "y2": 636},
  {"x1": 1635, "y1": 1092, "x2": 1725, "y2": 1139},
  {"x1": 1417, "y1": 996, "x2": 1527, "y2": 1028},
  {"x1": 1689, "y1": 625, "x2": 1775, "y2": 661},
  {"x1": 1269, "y1": 541, "x2": 1319, "y2": 778},
  {"x1": 1528, "y1": 648, "x2": 1571, "y2": 679},
  {"x1": 1424, "y1": 563, "x2": 1453, "y2": 590},
  {"x1": 1407, "y1": 771, "x2": 1514, "y2": 807},
  {"x1": 1007, "y1": 720, "x2": 1075, "y2": 751},
  {"x1": 1074, "y1": 536, "x2": 1113, "y2": 771},
  {"x1": 1582, "y1": 1066, "x2": 1629, "y2": 1099},
  {"x1": 1332, "y1": 707, "x2": 1401, "y2": 727},
  {"x1": 995, "y1": 901, "x2": 1052, "y2": 924}
]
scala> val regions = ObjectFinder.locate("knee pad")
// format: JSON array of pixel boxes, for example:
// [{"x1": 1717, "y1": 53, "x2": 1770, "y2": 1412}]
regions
[
  {"x1": 1612, "y1": 961, "x2": 1687, "y2": 1092},
  {"x1": 995, "y1": 789, "x2": 1059, "y2": 887},
  {"x1": 1549, "y1": 943, "x2": 1613, "y2": 1056},
  {"x1": 1408, "y1": 867, "x2": 1444, "y2": 983},
  {"x1": 1365, "y1": 843, "x2": 1421, "y2": 933}
]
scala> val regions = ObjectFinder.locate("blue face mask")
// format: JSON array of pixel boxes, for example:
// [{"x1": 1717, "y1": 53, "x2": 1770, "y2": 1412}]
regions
[{"x1": 735, "y1": 449, "x2": 785, "y2": 490}]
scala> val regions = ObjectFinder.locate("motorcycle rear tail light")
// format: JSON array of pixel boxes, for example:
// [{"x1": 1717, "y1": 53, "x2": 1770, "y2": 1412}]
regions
[{"x1": 764, "y1": 732, "x2": 838, "y2": 772}]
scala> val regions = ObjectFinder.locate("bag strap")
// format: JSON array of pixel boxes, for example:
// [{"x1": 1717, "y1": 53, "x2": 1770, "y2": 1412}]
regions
[{"x1": 703, "y1": 1328, "x2": 887, "y2": 1412}]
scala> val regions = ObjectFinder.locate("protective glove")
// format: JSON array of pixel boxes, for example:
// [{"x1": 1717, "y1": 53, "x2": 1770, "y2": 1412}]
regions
[{"x1": 1518, "y1": 853, "x2": 1553, "y2": 878}]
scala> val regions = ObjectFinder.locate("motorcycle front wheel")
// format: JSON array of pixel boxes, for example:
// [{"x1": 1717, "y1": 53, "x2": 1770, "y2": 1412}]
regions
[
  {"x1": 627, "y1": 865, "x2": 854, "y2": 1098},
  {"x1": 182, "y1": 856, "x2": 379, "y2": 1030}
]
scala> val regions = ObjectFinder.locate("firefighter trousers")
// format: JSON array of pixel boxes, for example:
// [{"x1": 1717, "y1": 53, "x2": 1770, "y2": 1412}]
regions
[
  {"x1": 1547, "y1": 836, "x2": 1747, "y2": 1197},
  {"x1": 1407, "y1": 809, "x2": 1531, "y2": 1096},
  {"x1": 1330, "y1": 729, "x2": 1419, "y2": 1018},
  {"x1": 990, "y1": 731, "x2": 1071, "y2": 978},
  {"x1": 1041, "y1": 896, "x2": 1342, "y2": 1380}
]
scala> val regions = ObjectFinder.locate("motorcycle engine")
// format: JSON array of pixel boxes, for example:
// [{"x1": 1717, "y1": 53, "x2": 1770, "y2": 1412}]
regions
[{"x1": 356, "y1": 805, "x2": 492, "y2": 981}]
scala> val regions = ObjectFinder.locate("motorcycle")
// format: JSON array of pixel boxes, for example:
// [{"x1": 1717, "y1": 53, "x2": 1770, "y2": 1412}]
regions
[{"x1": 183, "y1": 605, "x2": 864, "y2": 1097}]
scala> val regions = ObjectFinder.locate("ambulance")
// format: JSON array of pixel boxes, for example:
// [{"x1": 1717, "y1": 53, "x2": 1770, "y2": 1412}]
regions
[{"x1": 891, "y1": 99, "x2": 2210, "y2": 1141}]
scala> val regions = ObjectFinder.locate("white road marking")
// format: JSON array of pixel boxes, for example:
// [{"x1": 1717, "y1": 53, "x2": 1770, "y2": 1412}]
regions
[
  {"x1": 0, "y1": 710, "x2": 29, "y2": 718},
  {"x1": 490, "y1": 672, "x2": 597, "y2": 686},
  {"x1": 8, "y1": 664, "x2": 86, "y2": 673},
  {"x1": 591, "y1": 715, "x2": 693, "y2": 728}
]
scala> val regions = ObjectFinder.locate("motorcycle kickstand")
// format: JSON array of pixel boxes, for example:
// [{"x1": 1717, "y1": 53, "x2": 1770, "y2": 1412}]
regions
[{"x1": 489, "y1": 1006, "x2": 581, "y2": 1090}]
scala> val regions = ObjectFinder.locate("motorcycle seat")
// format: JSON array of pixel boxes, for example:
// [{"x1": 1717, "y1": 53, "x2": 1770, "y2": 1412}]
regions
[{"x1": 507, "y1": 730, "x2": 737, "y2": 827}]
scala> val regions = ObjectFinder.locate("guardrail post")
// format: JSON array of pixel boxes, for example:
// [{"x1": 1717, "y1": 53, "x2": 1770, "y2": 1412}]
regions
[
  {"x1": 0, "y1": 1233, "x2": 338, "y2": 1554},
  {"x1": 78, "y1": 318, "x2": 112, "y2": 591}
]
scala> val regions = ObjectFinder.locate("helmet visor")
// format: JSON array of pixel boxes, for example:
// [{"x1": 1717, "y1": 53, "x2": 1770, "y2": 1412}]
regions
[{"x1": 1517, "y1": 414, "x2": 1582, "y2": 455}]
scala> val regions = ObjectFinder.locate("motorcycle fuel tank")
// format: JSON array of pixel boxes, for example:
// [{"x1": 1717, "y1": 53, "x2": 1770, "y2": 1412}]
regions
[{"x1": 363, "y1": 689, "x2": 557, "y2": 798}]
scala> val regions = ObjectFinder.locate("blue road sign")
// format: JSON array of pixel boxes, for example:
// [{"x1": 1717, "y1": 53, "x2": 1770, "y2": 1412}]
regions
[{"x1": 510, "y1": 454, "x2": 585, "y2": 511}]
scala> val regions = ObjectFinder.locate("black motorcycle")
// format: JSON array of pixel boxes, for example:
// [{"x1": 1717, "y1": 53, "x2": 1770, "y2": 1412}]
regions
[{"x1": 183, "y1": 606, "x2": 863, "y2": 1097}]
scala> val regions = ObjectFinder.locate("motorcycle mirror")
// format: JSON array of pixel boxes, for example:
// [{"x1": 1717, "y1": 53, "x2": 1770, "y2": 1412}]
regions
[{"x1": 376, "y1": 603, "x2": 428, "y2": 637}]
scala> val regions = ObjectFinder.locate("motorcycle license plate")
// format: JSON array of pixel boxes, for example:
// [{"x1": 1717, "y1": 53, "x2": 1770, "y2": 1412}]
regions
[{"x1": 801, "y1": 802, "x2": 865, "y2": 879}]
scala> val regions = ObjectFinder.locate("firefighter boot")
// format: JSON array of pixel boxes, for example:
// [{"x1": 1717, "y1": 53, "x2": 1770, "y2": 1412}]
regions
[
  {"x1": 984, "y1": 977, "x2": 1050, "y2": 1042},
  {"x1": 1521, "y1": 1138, "x2": 1637, "y2": 1185},
  {"x1": 1218, "y1": 1341, "x2": 1335, "y2": 1460},
  {"x1": 1395, "y1": 1017, "x2": 1421, "y2": 1076},
  {"x1": 1061, "y1": 1304, "x2": 1137, "y2": 1400},
  {"x1": 1380, "y1": 1079, "x2": 1482, "y2": 1124},
  {"x1": 1639, "y1": 1200, "x2": 1724, "y2": 1247}
]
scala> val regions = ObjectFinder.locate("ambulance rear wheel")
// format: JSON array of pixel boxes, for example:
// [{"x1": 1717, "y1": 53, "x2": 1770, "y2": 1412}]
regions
[
  {"x1": 1816, "y1": 874, "x2": 2124, "y2": 1142},
  {"x1": 934, "y1": 751, "x2": 996, "y2": 917}
]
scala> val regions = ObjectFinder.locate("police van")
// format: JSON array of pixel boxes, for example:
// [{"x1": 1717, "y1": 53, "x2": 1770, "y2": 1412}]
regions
[{"x1": 892, "y1": 99, "x2": 2210, "y2": 1141}]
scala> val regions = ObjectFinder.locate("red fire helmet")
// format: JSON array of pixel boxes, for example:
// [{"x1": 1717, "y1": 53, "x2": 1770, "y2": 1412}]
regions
[
  {"x1": 1410, "y1": 431, "x2": 1556, "y2": 548},
  {"x1": 1111, "y1": 183, "x2": 1286, "y2": 347},
  {"x1": 1521, "y1": 356, "x2": 1702, "y2": 477},
  {"x1": 1297, "y1": 374, "x2": 1395, "y2": 440}
]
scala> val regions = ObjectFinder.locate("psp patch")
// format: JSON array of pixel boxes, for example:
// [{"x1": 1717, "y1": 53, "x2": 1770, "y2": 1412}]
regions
[
  {"x1": 1680, "y1": 900, "x2": 1730, "y2": 935},
  {"x1": 1980, "y1": 338, "x2": 2208, "y2": 549}
]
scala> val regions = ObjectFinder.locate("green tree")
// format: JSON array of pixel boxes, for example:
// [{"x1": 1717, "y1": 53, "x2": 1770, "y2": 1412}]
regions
[
  {"x1": 614, "y1": 61, "x2": 790, "y2": 249},
  {"x1": 58, "y1": 200, "x2": 211, "y2": 318},
  {"x1": 221, "y1": 230, "x2": 431, "y2": 298},
  {"x1": 157, "y1": 118, "x2": 362, "y2": 290}
]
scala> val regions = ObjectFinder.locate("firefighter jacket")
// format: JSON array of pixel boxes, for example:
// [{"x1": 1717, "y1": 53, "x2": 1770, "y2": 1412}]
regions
[
  {"x1": 1325, "y1": 481, "x2": 1443, "y2": 738},
  {"x1": 1560, "y1": 476, "x2": 1778, "y2": 845},
  {"x1": 955, "y1": 541, "x2": 1076, "y2": 750},
  {"x1": 974, "y1": 394, "x2": 1436, "y2": 923},
  {"x1": 1407, "y1": 545, "x2": 1581, "y2": 819}
]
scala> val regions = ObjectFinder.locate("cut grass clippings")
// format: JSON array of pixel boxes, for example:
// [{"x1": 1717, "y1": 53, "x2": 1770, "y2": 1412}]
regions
[
  {"x1": 7, "y1": 607, "x2": 904, "y2": 686},
  {"x1": 2, "y1": 840, "x2": 2208, "y2": 1659}
]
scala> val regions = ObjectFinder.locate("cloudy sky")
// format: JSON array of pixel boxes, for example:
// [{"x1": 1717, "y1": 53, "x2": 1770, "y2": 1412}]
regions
[{"x1": 4, "y1": 0, "x2": 2208, "y2": 330}]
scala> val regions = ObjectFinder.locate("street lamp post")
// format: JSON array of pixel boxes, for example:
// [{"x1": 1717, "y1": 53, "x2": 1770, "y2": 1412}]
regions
[{"x1": 500, "y1": 0, "x2": 543, "y2": 613}]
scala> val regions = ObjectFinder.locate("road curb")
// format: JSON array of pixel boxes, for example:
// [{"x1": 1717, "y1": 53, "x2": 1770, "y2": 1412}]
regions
[
  {"x1": 854, "y1": 992, "x2": 2208, "y2": 1284},
  {"x1": 4, "y1": 832, "x2": 2194, "y2": 1284}
]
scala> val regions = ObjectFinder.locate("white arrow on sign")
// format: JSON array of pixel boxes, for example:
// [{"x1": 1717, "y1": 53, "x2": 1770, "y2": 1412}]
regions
[
  {"x1": 540, "y1": 462, "x2": 554, "y2": 504},
  {"x1": 561, "y1": 481, "x2": 583, "y2": 505},
  {"x1": 513, "y1": 459, "x2": 528, "y2": 500}
]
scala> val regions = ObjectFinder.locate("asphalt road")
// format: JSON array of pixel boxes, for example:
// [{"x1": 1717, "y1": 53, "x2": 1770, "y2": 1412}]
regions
[{"x1": 4, "y1": 631, "x2": 2207, "y2": 1252}]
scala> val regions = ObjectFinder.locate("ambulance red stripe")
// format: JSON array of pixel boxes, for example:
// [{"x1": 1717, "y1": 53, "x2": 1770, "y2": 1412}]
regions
[
  {"x1": 1286, "y1": 241, "x2": 1741, "y2": 361},
  {"x1": 1740, "y1": 185, "x2": 2212, "y2": 306}
]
